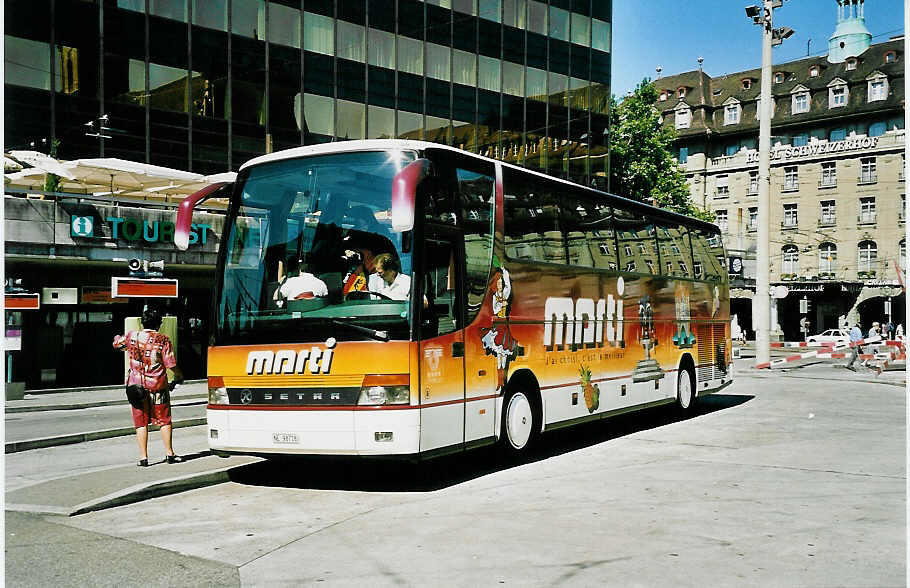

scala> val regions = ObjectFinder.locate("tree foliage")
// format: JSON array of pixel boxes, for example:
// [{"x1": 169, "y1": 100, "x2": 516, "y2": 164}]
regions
[{"x1": 609, "y1": 80, "x2": 713, "y2": 222}]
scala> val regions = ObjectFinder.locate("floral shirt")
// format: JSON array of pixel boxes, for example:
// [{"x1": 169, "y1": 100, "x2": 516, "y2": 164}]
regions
[{"x1": 113, "y1": 329, "x2": 177, "y2": 392}]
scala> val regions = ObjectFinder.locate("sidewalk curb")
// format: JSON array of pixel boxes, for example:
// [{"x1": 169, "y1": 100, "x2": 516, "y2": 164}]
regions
[
  {"x1": 20, "y1": 379, "x2": 206, "y2": 396},
  {"x1": 68, "y1": 465, "x2": 237, "y2": 516},
  {"x1": 742, "y1": 368, "x2": 906, "y2": 388},
  {"x1": 4, "y1": 418, "x2": 208, "y2": 454},
  {"x1": 5, "y1": 394, "x2": 207, "y2": 414}
]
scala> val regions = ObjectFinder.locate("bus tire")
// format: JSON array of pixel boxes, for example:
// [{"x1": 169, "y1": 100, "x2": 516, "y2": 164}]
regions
[
  {"x1": 676, "y1": 365, "x2": 696, "y2": 415},
  {"x1": 501, "y1": 389, "x2": 539, "y2": 453}
]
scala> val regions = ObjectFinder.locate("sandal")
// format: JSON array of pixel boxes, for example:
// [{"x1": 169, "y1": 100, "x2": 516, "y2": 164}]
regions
[
  {"x1": 137, "y1": 458, "x2": 149, "y2": 467},
  {"x1": 166, "y1": 454, "x2": 184, "y2": 464}
]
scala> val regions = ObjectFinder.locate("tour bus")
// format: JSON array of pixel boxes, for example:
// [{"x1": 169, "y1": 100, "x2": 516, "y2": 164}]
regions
[{"x1": 175, "y1": 140, "x2": 732, "y2": 459}]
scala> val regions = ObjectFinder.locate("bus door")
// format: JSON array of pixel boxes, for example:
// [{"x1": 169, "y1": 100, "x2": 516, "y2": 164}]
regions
[{"x1": 418, "y1": 232, "x2": 466, "y2": 453}]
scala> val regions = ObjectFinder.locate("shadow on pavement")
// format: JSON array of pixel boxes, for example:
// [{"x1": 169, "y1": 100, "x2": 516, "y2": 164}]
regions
[{"x1": 226, "y1": 393, "x2": 754, "y2": 493}]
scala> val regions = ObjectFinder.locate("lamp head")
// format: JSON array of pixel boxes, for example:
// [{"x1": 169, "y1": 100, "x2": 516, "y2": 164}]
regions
[{"x1": 745, "y1": 5, "x2": 761, "y2": 18}]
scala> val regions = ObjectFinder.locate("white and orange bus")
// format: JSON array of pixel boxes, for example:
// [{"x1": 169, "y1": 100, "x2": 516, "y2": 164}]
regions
[{"x1": 176, "y1": 140, "x2": 732, "y2": 459}]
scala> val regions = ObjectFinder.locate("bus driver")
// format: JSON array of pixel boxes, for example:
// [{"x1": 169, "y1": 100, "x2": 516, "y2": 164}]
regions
[{"x1": 368, "y1": 253, "x2": 411, "y2": 300}]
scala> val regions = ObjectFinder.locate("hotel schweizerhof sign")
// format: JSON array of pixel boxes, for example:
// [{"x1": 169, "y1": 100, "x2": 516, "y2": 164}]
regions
[{"x1": 746, "y1": 136, "x2": 879, "y2": 164}]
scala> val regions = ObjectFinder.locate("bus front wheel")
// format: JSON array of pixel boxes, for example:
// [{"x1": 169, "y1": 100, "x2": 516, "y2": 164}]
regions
[
  {"x1": 502, "y1": 390, "x2": 538, "y2": 453},
  {"x1": 676, "y1": 366, "x2": 696, "y2": 415}
]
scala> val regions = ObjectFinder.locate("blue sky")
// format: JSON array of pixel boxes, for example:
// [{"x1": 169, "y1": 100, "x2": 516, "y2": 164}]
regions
[{"x1": 611, "y1": 0, "x2": 905, "y2": 96}]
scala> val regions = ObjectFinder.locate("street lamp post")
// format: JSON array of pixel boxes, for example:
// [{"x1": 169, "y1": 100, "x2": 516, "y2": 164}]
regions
[{"x1": 746, "y1": 1, "x2": 793, "y2": 367}]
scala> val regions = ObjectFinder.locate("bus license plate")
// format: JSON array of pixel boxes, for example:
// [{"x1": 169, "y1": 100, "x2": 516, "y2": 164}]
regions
[{"x1": 272, "y1": 432, "x2": 299, "y2": 444}]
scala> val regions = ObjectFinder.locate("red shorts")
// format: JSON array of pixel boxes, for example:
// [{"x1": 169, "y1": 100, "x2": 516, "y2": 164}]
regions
[{"x1": 131, "y1": 389, "x2": 172, "y2": 428}]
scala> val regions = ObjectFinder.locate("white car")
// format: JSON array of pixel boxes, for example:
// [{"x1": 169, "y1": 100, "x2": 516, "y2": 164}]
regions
[{"x1": 806, "y1": 328, "x2": 851, "y2": 345}]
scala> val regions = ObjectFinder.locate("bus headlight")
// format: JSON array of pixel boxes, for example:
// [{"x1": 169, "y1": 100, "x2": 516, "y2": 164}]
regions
[
  {"x1": 208, "y1": 376, "x2": 229, "y2": 404},
  {"x1": 358, "y1": 375, "x2": 410, "y2": 405},
  {"x1": 358, "y1": 385, "x2": 410, "y2": 405}
]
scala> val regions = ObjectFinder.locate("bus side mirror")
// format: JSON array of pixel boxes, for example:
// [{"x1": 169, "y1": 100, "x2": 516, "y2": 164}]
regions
[
  {"x1": 175, "y1": 182, "x2": 232, "y2": 250},
  {"x1": 391, "y1": 158, "x2": 430, "y2": 233}
]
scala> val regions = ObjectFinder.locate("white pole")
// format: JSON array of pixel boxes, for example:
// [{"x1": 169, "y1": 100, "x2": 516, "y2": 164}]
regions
[{"x1": 755, "y1": 0, "x2": 774, "y2": 366}]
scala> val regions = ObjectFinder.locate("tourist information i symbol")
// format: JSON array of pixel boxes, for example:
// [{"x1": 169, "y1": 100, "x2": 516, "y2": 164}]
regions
[{"x1": 71, "y1": 215, "x2": 94, "y2": 237}]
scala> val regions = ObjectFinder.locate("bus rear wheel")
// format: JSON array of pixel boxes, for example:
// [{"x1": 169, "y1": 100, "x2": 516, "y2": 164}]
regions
[
  {"x1": 676, "y1": 366, "x2": 696, "y2": 415},
  {"x1": 501, "y1": 390, "x2": 538, "y2": 453}
]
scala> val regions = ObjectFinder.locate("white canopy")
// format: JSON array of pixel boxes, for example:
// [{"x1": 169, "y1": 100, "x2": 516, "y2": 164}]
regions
[{"x1": 4, "y1": 155, "x2": 235, "y2": 204}]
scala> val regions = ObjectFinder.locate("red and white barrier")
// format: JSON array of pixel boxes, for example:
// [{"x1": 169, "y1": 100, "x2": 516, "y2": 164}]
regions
[{"x1": 755, "y1": 336, "x2": 884, "y2": 369}]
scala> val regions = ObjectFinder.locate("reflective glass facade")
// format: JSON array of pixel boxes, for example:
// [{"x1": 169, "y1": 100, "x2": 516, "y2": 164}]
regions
[{"x1": 5, "y1": 0, "x2": 611, "y2": 184}]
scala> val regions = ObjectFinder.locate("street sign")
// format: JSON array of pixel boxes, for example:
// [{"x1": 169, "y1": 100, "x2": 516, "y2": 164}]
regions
[
  {"x1": 70, "y1": 215, "x2": 94, "y2": 237},
  {"x1": 111, "y1": 277, "x2": 179, "y2": 298}
]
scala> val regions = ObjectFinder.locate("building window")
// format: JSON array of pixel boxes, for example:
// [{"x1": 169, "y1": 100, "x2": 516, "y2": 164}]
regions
[
  {"x1": 868, "y1": 76, "x2": 888, "y2": 102},
  {"x1": 860, "y1": 157, "x2": 877, "y2": 183},
  {"x1": 715, "y1": 175, "x2": 729, "y2": 198},
  {"x1": 715, "y1": 209, "x2": 728, "y2": 232},
  {"x1": 783, "y1": 203, "x2": 798, "y2": 227},
  {"x1": 829, "y1": 128, "x2": 846, "y2": 141},
  {"x1": 792, "y1": 133, "x2": 808, "y2": 147},
  {"x1": 675, "y1": 108, "x2": 691, "y2": 130},
  {"x1": 809, "y1": 65, "x2": 820, "y2": 77},
  {"x1": 901, "y1": 194, "x2": 906, "y2": 220},
  {"x1": 748, "y1": 171, "x2": 759, "y2": 195},
  {"x1": 304, "y1": 12, "x2": 334, "y2": 56},
  {"x1": 868, "y1": 122, "x2": 887, "y2": 137},
  {"x1": 820, "y1": 200, "x2": 836, "y2": 225},
  {"x1": 901, "y1": 240, "x2": 906, "y2": 268},
  {"x1": 820, "y1": 162, "x2": 837, "y2": 187},
  {"x1": 782, "y1": 245, "x2": 799, "y2": 275},
  {"x1": 623, "y1": 244, "x2": 633, "y2": 257},
  {"x1": 725, "y1": 144, "x2": 740, "y2": 156},
  {"x1": 724, "y1": 103, "x2": 741, "y2": 125},
  {"x1": 599, "y1": 243, "x2": 611, "y2": 256},
  {"x1": 659, "y1": 91, "x2": 668, "y2": 101},
  {"x1": 818, "y1": 243, "x2": 837, "y2": 274},
  {"x1": 846, "y1": 58, "x2": 857, "y2": 71},
  {"x1": 858, "y1": 240, "x2": 877, "y2": 273},
  {"x1": 792, "y1": 91, "x2": 809, "y2": 114},
  {"x1": 774, "y1": 72, "x2": 784, "y2": 83},
  {"x1": 742, "y1": 79, "x2": 751, "y2": 90},
  {"x1": 829, "y1": 85, "x2": 847, "y2": 108},
  {"x1": 783, "y1": 166, "x2": 798, "y2": 191},
  {"x1": 859, "y1": 197, "x2": 876, "y2": 224},
  {"x1": 678, "y1": 87, "x2": 686, "y2": 98},
  {"x1": 678, "y1": 147, "x2": 688, "y2": 164},
  {"x1": 884, "y1": 51, "x2": 896, "y2": 64},
  {"x1": 748, "y1": 207, "x2": 758, "y2": 231}
]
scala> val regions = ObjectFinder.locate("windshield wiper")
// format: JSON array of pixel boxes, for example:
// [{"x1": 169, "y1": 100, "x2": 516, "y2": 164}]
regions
[{"x1": 329, "y1": 319, "x2": 389, "y2": 342}]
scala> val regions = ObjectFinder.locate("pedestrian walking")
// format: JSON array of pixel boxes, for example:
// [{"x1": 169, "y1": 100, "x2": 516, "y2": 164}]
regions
[
  {"x1": 113, "y1": 308, "x2": 184, "y2": 467},
  {"x1": 845, "y1": 323, "x2": 864, "y2": 371},
  {"x1": 897, "y1": 323, "x2": 904, "y2": 340}
]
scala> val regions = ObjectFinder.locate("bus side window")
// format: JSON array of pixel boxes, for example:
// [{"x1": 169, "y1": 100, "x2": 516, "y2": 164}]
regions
[
  {"x1": 456, "y1": 164, "x2": 495, "y2": 326},
  {"x1": 691, "y1": 228, "x2": 726, "y2": 282},
  {"x1": 560, "y1": 193, "x2": 606, "y2": 268},
  {"x1": 503, "y1": 169, "x2": 562, "y2": 264},
  {"x1": 655, "y1": 221, "x2": 694, "y2": 278},
  {"x1": 613, "y1": 207, "x2": 656, "y2": 274}
]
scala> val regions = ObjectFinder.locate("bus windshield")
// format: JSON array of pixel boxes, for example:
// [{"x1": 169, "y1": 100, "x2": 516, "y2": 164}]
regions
[{"x1": 216, "y1": 149, "x2": 418, "y2": 345}]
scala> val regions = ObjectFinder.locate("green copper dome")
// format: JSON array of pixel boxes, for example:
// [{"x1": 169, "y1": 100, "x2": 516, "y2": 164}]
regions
[{"x1": 828, "y1": 1, "x2": 872, "y2": 63}]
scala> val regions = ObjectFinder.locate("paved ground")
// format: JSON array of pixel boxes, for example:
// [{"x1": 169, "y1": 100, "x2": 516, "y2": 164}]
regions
[{"x1": 5, "y1": 362, "x2": 905, "y2": 586}]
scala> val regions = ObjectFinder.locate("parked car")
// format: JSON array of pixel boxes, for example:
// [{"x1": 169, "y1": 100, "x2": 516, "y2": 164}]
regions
[{"x1": 806, "y1": 328, "x2": 850, "y2": 345}]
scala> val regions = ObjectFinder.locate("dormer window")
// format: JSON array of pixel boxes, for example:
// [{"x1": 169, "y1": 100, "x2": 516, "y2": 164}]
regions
[
  {"x1": 659, "y1": 91, "x2": 668, "y2": 101},
  {"x1": 828, "y1": 79, "x2": 848, "y2": 108},
  {"x1": 677, "y1": 87, "x2": 686, "y2": 98},
  {"x1": 774, "y1": 72, "x2": 784, "y2": 83},
  {"x1": 791, "y1": 86, "x2": 810, "y2": 114},
  {"x1": 724, "y1": 101, "x2": 741, "y2": 125},
  {"x1": 867, "y1": 72, "x2": 889, "y2": 102},
  {"x1": 846, "y1": 58, "x2": 857, "y2": 71},
  {"x1": 675, "y1": 106, "x2": 691, "y2": 130},
  {"x1": 742, "y1": 79, "x2": 751, "y2": 90},
  {"x1": 884, "y1": 51, "x2": 897, "y2": 64},
  {"x1": 809, "y1": 65, "x2": 820, "y2": 77}
]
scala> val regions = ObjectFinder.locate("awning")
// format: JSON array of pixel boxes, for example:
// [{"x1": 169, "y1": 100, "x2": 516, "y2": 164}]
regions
[{"x1": 4, "y1": 155, "x2": 236, "y2": 204}]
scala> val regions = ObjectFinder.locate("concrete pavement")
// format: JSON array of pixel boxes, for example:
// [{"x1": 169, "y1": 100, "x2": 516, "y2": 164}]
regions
[{"x1": 4, "y1": 360, "x2": 903, "y2": 519}]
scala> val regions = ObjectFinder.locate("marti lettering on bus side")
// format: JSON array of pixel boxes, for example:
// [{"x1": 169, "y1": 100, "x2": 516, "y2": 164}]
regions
[
  {"x1": 246, "y1": 338, "x2": 337, "y2": 375},
  {"x1": 543, "y1": 277, "x2": 625, "y2": 349}
]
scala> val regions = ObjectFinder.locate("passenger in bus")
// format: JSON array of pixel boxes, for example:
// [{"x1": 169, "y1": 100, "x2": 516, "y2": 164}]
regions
[
  {"x1": 368, "y1": 253, "x2": 411, "y2": 300},
  {"x1": 273, "y1": 258, "x2": 329, "y2": 307}
]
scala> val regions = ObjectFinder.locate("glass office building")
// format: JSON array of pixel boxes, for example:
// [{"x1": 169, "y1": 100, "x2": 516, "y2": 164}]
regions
[{"x1": 5, "y1": 0, "x2": 612, "y2": 183}]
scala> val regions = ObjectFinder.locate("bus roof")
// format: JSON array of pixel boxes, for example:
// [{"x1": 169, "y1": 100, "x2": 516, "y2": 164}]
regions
[{"x1": 239, "y1": 139, "x2": 720, "y2": 233}]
